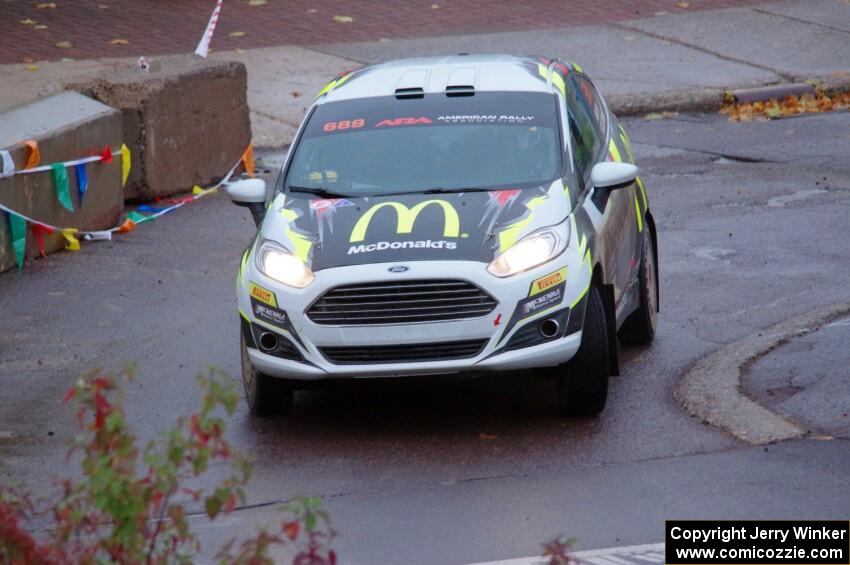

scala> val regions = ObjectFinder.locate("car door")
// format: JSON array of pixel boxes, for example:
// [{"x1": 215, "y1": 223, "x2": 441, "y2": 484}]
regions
[{"x1": 566, "y1": 75, "x2": 637, "y2": 309}]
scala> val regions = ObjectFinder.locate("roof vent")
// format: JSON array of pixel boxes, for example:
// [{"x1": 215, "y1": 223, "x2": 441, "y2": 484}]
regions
[
  {"x1": 445, "y1": 85, "x2": 475, "y2": 97},
  {"x1": 395, "y1": 87, "x2": 425, "y2": 99},
  {"x1": 445, "y1": 67, "x2": 477, "y2": 97},
  {"x1": 395, "y1": 69, "x2": 428, "y2": 99}
]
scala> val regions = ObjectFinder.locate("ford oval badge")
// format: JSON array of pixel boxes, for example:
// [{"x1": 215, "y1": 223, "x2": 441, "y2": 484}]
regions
[{"x1": 388, "y1": 265, "x2": 409, "y2": 273}]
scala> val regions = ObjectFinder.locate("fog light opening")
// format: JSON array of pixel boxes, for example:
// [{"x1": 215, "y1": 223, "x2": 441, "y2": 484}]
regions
[
  {"x1": 258, "y1": 332, "x2": 279, "y2": 351},
  {"x1": 539, "y1": 318, "x2": 560, "y2": 338}
]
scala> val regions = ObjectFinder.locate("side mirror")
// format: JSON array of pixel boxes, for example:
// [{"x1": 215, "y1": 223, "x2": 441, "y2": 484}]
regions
[
  {"x1": 226, "y1": 178, "x2": 266, "y2": 204},
  {"x1": 590, "y1": 162, "x2": 638, "y2": 190},
  {"x1": 226, "y1": 178, "x2": 267, "y2": 228}
]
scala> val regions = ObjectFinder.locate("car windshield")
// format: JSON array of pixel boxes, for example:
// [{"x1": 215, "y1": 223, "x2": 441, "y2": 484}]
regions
[{"x1": 283, "y1": 92, "x2": 562, "y2": 196}]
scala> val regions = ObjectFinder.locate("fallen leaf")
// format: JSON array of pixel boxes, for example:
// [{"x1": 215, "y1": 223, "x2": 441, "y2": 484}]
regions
[
  {"x1": 55, "y1": 41, "x2": 73, "y2": 49},
  {"x1": 431, "y1": 3, "x2": 440, "y2": 8},
  {"x1": 110, "y1": 38, "x2": 128, "y2": 45},
  {"x1": 248, "y1": 0, "x2": 266, "y2": 5},
  {"x1": 675, "y1": 1, "x2": 689, "y2": 8},
  {"x1": 19, "y1": 18, "x2": 37, "y2": 25},
  {"x1": 60, "y1": 57, "x2": 74, "y2": 62},
  {"x1": 654, "y1": 10, "x2": 668, "y2": 16},
  {"x1": 379, "y1": 37, "x2": 390, "y2": 42},
  {"x1": 290, "y1": 91, "x2": 301, "y2": 97},
  {"x1": 26, "y1": 65, "x2": 39, "y2": 71},
  {"x1": 233, "y1": 47, "x2": 243, "y2": 53},
  {"x1": 98, "y1": 4, "x2": 108, "y2": 8},
  {"x1": 721, "y1": 90, "x2": 850, "y2": 121},
  {"x1": 229, "y1": 31, "x2": 245, "y2": 37},
  {"x1": 479, "y1": 433, "x2": 499, "y2": 441},
  {"x1": 34, "y1": 24, "x2": 48, "y2": 29},
  {"x1": 333, "y1": 15, "x2": 353, "y2": 23},
  {"x1": 36, "y1": 2, "x2": 57, "y2": 8},
  {"x1": 307, "y1": 8, "x2": 317, "y2": 13}
]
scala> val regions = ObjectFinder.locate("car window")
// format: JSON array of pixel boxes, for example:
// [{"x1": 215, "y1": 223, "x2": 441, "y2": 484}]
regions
[
  {"x1": 574, "y1": 76, "x2": 608, "y2": 136},
  {"x1": 283, "y1": 92, "x2": 562, "y2": 196},
  {"x1": 566, "y1": 76, "x2": 605, "y2": 182}
]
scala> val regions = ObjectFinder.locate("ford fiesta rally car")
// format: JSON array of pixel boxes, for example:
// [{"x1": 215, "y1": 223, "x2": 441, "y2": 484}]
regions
[{"x1": 227, "y1": 55, "x2": 659, "y2": 418}]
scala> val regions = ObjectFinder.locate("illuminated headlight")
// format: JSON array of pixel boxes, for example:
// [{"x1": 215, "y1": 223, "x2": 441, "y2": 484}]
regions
[
  {"x1": 255, "y1": 239, "x2": 314, "y2": 288},
  {"x1": 487, "y1": 220, "x2": 570, "y2": 277}
]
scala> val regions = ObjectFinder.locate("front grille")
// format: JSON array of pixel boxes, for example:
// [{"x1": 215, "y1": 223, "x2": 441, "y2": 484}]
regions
[
  {"x1": 307, "y1": 279, "x2": 497, "y2": 325},
  {"x1": 320, "y1": 339, "x2": 488, "y2": 365}
]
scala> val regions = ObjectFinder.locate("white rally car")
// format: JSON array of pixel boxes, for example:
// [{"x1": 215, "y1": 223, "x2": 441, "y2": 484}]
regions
[{"x1": 227, "y1": 55, "x2": 658, "y2": 417}]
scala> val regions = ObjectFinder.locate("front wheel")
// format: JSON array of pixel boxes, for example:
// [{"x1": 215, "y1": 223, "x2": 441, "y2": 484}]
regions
[
  {"x1": 555, "y1": 284, "x2": 610, "y2": 416},
  {"x1": 619, "y1": 228, "x2": 658, "y2": 345},
  {"x1": 241, "y1": 333, "x2": 294, "y2": 417}
]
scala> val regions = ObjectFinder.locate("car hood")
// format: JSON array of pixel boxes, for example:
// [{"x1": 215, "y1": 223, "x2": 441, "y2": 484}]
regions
[{"x1": 260, "y1": 179, "x2": 572, "y2": 272}]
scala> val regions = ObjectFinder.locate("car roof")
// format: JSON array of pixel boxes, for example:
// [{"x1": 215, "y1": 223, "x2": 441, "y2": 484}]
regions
[{"x1": 319, "y1": 54, "x2": 565, "y2": 104}]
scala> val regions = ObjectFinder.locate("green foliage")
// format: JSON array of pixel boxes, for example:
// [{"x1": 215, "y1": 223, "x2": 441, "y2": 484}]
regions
[{"x1": 0, "y1": 366, "x2": 335, "y2": 565}]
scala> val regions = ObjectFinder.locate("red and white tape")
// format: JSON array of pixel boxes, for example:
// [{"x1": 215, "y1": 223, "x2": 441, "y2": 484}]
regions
[{"x1": 194, "y1": 0, "x2": 223, "y2": 58}]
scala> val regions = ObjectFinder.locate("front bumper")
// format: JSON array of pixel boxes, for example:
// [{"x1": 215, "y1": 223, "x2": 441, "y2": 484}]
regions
[{"x1": 237, "y1": 251, "x2": 591, "y2": 381}]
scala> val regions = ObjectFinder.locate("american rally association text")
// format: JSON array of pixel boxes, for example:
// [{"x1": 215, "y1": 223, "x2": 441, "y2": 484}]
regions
[{"x1": 670, "y1": 525, "x2": 848, "y2": 544}]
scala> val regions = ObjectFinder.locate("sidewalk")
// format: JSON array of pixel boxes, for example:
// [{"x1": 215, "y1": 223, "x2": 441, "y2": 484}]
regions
[
  {"x1": 0, "y1": 0, "x2": 762, "y2": 64},
  {"x1": 1, "y1": 0, "x2": 848, "y2": 148}
]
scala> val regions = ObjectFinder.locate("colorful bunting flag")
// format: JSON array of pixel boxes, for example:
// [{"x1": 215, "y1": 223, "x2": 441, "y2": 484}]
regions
[
  {"x1": 6, "y1": 212, "x2": 27, "y2": 270},
  {"x1": 74, "y1": 163, "x2": 88, "y2": 206},
  {"x1": 51, "y1": 162, "x2": 74, "y2": 212},
  {"x1": 241, "y1": 144, "x2": 255, "y2": 177},
  {"x1": 120, "y1": 143, "x2": 131, "y2": 187},
  {"x1": 61, "y1": 228, "x2": 80, "y2": 251},
  {"x1": 0, "y1": 150, "x2": 15, "y2": 178},
  {"x1": 32, "y1": 223, "x2": 54, "y2": 257},
  {"x1": 23, "y1": 140, "x2": 40, "y2": 169},
  {"x1": 116, "y1": 219, "x2": 136, "y2": 233},
  {"x1": 0, "y1": 142, "x2": 248, "y2": 270}
]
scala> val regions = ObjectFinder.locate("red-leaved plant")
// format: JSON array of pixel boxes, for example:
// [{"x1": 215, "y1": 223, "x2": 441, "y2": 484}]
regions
[{"x1": 0, "y1": 366, "x2": 335, "y2": 564}]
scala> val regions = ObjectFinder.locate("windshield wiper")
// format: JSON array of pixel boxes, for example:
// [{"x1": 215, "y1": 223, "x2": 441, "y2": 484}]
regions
[
  {"x1": 419, "y1": 186, "x2": 494, "y2": 194},
  {"x1": 287, "y1": 185, "x2": 352, "y2": 198}
]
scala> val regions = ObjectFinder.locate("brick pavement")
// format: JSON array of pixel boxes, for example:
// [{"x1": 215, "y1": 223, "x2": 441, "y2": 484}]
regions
[{"x1": 2, "y1": 0, "x2": 765, "y2": 64}]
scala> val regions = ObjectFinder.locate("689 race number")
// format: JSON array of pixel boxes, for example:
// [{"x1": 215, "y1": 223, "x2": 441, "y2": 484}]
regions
[{"x1": 323, "y1": 119, "x2": 365, "y2": 132}]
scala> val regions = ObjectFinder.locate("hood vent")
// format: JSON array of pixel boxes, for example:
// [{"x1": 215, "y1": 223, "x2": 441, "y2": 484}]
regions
[
  {"x1": 395, "y1": 87, "x2": 425, "y2": 99},
  {"x1": 446, "y1": 85, "x2": 475, "y2": 97}
]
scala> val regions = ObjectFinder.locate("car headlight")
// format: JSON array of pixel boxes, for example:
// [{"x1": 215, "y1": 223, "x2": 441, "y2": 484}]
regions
[
  {"x1": 487, "y1": 220, "x2": 570, "y2": 277},
  {"x1": 255, "y1": 239, "x2": 314, "y2": 288}
]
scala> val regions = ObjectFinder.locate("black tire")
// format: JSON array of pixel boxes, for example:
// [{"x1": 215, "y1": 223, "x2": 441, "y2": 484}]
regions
[
  {"x1": 619, "y1": 228, "x2": 658, "y2": 345},
  {"x1": 556, "y1": 285, "x2": 610, "y2": 416},
  {"x1": 240, "y1": 333, "x2": 294, "y2": 417}
]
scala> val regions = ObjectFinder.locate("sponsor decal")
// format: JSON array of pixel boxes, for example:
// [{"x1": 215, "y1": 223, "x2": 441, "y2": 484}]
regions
[
  {"x1": 529, "y1": 267, "x2": 568, "y2": 297},
  {"x1": 375, "y1": 117, "x2": 433, "y2": 127},
  {"x1": 437, "y1": 114, "x2": 535, "y2": 124},
  {"x1": 251, "y1": 298, "x2": 288, "y2": 329},
  {"x1": 249, "y1": 282, "x2": 277, "y2": 308},
  {"x1": 310, "y1": 198, "x2": 354, "y2": 211},
  {"x1": 519, "y1": 283, "x2": 564, "y2": 318},
  {"x1": 348, "y1": 240, "x2": 457, "y2": 255},
  {"x1": 349, "y1": 199, "x2": 460, "y2": 243}
]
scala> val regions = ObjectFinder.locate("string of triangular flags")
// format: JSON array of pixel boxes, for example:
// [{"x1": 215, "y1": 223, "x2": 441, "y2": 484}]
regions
[
  {"x1": 0, "y1": 141, "x2": 132, "y2": 213},
  {"x1": 1, "y1": 144, "x2": 254, "y2": 270}
]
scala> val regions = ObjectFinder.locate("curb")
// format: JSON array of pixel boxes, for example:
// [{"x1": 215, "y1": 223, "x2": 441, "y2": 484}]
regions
[
  {"x1": 608, "y1": 73, "x2": 850, "y2": 117},
  {"x1": 674, "y1": 302, "x2": 850, "y2": 446}
]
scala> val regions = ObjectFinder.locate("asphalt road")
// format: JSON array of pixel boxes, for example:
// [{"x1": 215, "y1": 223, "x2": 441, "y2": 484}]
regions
[{"x1": 1, "y1": 111, "x2": 849, "y2": 564}]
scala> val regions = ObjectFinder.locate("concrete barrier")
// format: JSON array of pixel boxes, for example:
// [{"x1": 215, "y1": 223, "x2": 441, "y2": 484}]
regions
[
  {"x1": 0, "y1": 92, "x2": 123, "y2": 273},
  {"x1": 70, "y1": 54, "x2": 251, "y2": 202}
]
